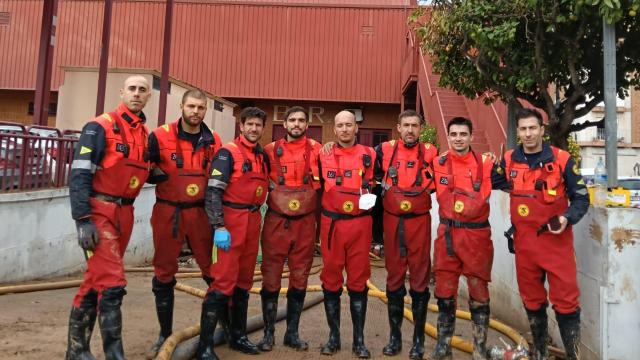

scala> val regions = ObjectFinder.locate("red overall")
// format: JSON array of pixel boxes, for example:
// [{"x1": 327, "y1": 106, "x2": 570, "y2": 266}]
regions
[
  {"x1": 380, "y1": 140, "x2": 437, "y2": 293},
  {"x1": 433, "y1": 151, "x2": 493, "y2": 302},
  {"x1": 74, "y1": 105, "x2": 150, "y2": 307},
  {"x1": 505, "y1": 147, "x2": 579, "y2": 314},
  {"x1": 319, "y1": 144, "x2": 376, "y2": 292},
  {"x1": 150, "y1": 120, "x2": 221, "y2": 283},
  {"x1": 208, "y1": 137, "x2": 268, "y2": 296},
  {"x1": 261, "y1": 137, "x2": 321, "y2": 292}
]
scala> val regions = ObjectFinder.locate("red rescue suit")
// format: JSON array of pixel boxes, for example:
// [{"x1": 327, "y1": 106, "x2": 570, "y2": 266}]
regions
[
  {"x1": 505, "y1": 147, "x2": 579, "y2": 314},
  {"x1": 378, "y1": 140, "x2": 437, "y2": 293},
  {"x1": 319, "y1": 144, "x2": 376, "y2": 292},
  {"x1": 261, "y1": 137, "x2": 321, "y2": 292},
  {"x1": 208, "y1": 136, "x2": 269, "y2": 296},
  {"x1": 150, "y1": 119, "x2": 221, "y2": 283},
  {"x1": 73, "y1": 104, "x2": 150, "y2": 307},
  {"x1": 433, "y1": 151, "x2": 494, "y2": 302}
]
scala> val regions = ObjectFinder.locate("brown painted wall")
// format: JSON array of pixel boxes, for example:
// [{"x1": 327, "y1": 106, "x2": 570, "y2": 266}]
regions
[
  {"x1": 229, "y1": 99, "x2": 401, "y2": 146},
  {"x1": 0, "y1": 90, "x2": 57, "y2": 127}
]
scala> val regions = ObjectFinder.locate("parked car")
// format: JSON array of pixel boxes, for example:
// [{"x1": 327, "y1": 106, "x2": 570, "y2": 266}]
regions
[
  {"x1": 618, "y1": 177, "x2": 640, "y2": 208},
  {"x1": 0, "y1": 123, "x2": 53, "y2": 190}
]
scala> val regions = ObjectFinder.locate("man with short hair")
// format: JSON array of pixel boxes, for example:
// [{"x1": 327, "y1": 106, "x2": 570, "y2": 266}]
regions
[
  {"x1": 493, "y1": 108, "x2": 589, "y2": 360},
  {"x1": 430, "y1": 117, "x2": 498, "y2": 360},
  {"x1": 67, "y1": 75, "x2": 152, "y2": 359},
  {"x1": 145, "y1": 89, "x2": 222, "y2": 358},
  {"x1": 197, "y1": 107, "x2": 270, "y2": 359},
  {"x1": 257, "y1": 106, "x2": 321, "y2": 352},
  {"x1": 318, "y1": 110, "x2": 376, "y2": 359},
  {"x1": 374, "y1": 110, "x2": 438, "y2": 360}
]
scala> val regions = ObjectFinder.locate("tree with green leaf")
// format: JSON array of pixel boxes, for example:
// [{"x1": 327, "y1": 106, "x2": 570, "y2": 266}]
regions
[{"x1": 412, "y1": 0, "x2": 640, "y2": 149}]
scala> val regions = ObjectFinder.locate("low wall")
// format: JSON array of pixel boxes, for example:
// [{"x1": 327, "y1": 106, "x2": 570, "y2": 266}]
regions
[{"x1": 0, "y1": 186, "x2": 155, "y2": 283}]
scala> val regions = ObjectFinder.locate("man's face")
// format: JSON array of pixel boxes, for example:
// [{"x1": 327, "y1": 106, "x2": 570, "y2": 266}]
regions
[
  {"x1": 447, "y1": 124, "x2": 473, "y2": 153},
  {"x1": 240, "y1": 117, "x2": 264, "y2": 143},
  {"x1": 284, "y1": 111, "x2": 308, "y2": 139},
  {"x1": 120, "y1": 76, "x2": 151, "y2": 114},
  {"x1": 180, "y1": 97, "x2": 207, "y2": 127},
  {"x1": 517, "y1": 116, "x2": 544, "y2": 151},
  {"x1": 333, "y1": 114, "x2": 358, "y2": 144},
  {"x1": 397, "y1": 116, "x2": 422, "y2": 145}
]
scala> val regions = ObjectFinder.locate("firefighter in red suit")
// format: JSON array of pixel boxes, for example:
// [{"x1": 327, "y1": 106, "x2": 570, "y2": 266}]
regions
[
  {"x1": 431, "y1": 117, "x2": 500, "y2": 360},
  {"x1": 493, "y1": 108, "x2": 589, "y2": 360},
  {"x1": 373, "y1": 110, "x2": 438, "y2": 360},
  {"x1": 256, "y1": 106, "x2": 321, "y2": 352},
  {"x1": 144, "y1": 90, "x2": 222, "y2": 358},
  {"x1": 197, "y1": 107, "x2": 270, "y2": 359},
  {"x1": 319, "y1": 110, "x2": 376, "y2": 359},
  {"x1": 66, "y1": 75, "x2": 151, "y2": 360}
]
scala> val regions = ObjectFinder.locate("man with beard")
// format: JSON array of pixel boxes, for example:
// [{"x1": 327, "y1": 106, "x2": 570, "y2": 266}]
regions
[
  {"x1": 256, "y1": 106, "x2": 321, "y2": 352},
  {"x1": 318, "y1": 110, "x2": 376, "y2": 359},
  {"x1": 197, "y1": 107, "x2": 270, "y2": 359},
  {"x1": 144, "y1": 89, "x2": 222, "y2": 358},
  {"x1": 66, "y1": 75, "x2": 151, "y2": 359},
  {"x1": 374, "y1": 110, "x2": 438, "y2": 360}
]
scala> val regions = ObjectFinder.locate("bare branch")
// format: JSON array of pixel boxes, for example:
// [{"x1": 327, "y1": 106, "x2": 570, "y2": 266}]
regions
[{"x1": 569, "y1": 118, "x2": 604, "y2": 132}]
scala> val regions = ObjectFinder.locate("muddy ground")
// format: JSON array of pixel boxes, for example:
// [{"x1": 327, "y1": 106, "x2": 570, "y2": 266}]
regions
[{"x1": 0, "y1": 257, "x2": 524, "y2": 359}]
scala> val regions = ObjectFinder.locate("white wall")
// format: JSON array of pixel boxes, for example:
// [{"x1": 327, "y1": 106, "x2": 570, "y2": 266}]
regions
[{"x1": 0, "y1": 186, "x2": 155, "y2": 283}]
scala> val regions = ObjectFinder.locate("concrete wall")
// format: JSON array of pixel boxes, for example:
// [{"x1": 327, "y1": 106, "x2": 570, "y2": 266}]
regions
[{"x1": 0, "y1": 186, "x2": 155, "y2": 283}]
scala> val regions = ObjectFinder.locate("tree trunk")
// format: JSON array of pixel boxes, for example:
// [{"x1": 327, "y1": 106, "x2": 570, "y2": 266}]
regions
[{"x1": 547, "y1": 123, "x2": 569, "y2": 150}]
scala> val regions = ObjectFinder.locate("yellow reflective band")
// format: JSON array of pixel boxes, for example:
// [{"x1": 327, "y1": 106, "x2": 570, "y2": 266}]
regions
[
  {"x1": 212, "y1": 246, "x2": 218, "y2": 264},
  {"x1": 577, "y1": 179, "x2": 585, "y2": 185},
  {"x1": 211, "y1": 168, "x2": 222, "y2": 176},
  {"x1": 548, "y1": 189, "x2": 557, "y2": 196},
  {"x1": 313, "y1": 176, "x2": 320, "y2": 181},
  {"x1": 80, "y1": 146, "x2": 92, "y2": 155}
]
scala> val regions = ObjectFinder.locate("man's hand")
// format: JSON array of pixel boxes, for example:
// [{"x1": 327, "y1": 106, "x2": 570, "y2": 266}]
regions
[
  {"x1": 213, "y1": 227, "x2": 231, "y2": 251},
  {"x1": 320, "y1": 141, "x2": 335, "y2": 155},
  {"x1": 548, "y1": 215, "x2": 568, "y2": 235},
  {"x1": 76, "y1": 219, "x2": 99, "y2": 251}
]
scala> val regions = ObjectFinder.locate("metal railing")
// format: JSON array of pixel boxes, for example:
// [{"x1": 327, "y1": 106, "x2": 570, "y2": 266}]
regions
[{"x1": 0, "y1": 122, "x2": 78, "y2": 192}]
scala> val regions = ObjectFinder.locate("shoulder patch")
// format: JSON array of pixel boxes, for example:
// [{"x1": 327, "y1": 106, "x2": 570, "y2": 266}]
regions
[
  {"x1": 425, "y1": 143, "x2": 430, "y2": 149},
  {"x1": 572, "y1": 163, "x2": 581, "y2": 175},
  {"x1": 162, "y1": 124, "x2": 170, "y2": 132},
  {"x1": 101, "y1": 113, "x2": 113, "y2": 123},
  {"x1": 389, "y1": 139, "x2": 396, "y2": 146}
]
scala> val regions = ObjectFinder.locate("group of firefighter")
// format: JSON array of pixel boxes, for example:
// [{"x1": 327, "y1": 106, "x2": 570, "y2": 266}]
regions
[{"x1": 65, "y1": 75, "x2": 589, "y2": 360}]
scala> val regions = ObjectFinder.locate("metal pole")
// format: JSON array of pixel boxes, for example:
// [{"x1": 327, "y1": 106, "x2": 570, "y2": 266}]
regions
[
  {"x1": 96, "y1": 0, "x2": 114, "y2": 116},
  {"x1": 33, "y1": 0, "x2": 59, "y2": 126},
  {"x1": 158, "y1": 0, "x2": 174, "y2": 126},
  {"x1": 603, "y1": 20, "x2": 618, "y2": 187},
  {"x1": 506, "y1": 99, "x2": 517, "y2": 149}
]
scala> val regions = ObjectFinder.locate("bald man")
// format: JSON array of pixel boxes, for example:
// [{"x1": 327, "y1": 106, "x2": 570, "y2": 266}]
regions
[
  {"x1": 318, "y1": 110, "x2": 376, "y2": 358},
  {"x1": 66, "y1": 75, "x2": 152, "y2": 359}
]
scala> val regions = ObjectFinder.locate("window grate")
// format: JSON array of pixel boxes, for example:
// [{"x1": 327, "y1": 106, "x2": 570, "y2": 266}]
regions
[{"x1": 0, "y1": 12, "x2": 10, "y2": 25}]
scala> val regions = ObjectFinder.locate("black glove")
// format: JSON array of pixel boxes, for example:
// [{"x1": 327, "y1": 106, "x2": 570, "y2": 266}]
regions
[{"x1": 76, "y1": 219, "x2": 99, "y2": 251}]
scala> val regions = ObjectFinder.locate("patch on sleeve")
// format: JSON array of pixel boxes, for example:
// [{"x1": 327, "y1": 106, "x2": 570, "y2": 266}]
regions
[
  {"x1": 572, "y1": 163, "x2": 581, "y2": 175},
  {"x1": 211, "y1": 168, "x2": 222, "y2": 176},
  {"x1": 80, "y1": 146, "x2": 92, "y2": 155}
]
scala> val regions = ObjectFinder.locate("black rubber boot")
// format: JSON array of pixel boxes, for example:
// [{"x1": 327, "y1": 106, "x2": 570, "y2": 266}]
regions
[
  {"x1": 382, "y1": 286, "x2": 406, "y2": 356},
  {"x1": 409, "y1": 289, "x2": 430, "y2": 360},
  {"x1": 146, "y1": 277, "x2": 176, "y2": 359},
  {"x1": 469, "y1": 300, "x2": 490, "y2": 360},
  {"x1": 196, "y1": 291, "x2": 229, "y2": 360},
  {"x1": 257, "y1": 289, "x2": 279, "y2": 351},
  {"x1": 98, "y1": 286, "x2": 127, "y2": 360},
  {"x1": 349, "y1": 288, "x2": 371, "y2": 359},
  {"x1": 526, "y1": 304, "x2": 549, "y2": 360},
  {"x1": 556, "y1": 308, "x2": 581, "y2": 360},
  {"x1": 229, "y1": 287, "x2": 260, "y2": 355},
  {"x1": 65, "y1": 289, "x2": 98, "y2": 360},
  {"x1": 429, "y1": 297, "x2": 456, "y2": 360},
  {"x1": 320, "y1": 287, "x2": 342, "y2": 355},
  {"x1": 283, "y1": 287, "x2": 309, "y2": 351}
]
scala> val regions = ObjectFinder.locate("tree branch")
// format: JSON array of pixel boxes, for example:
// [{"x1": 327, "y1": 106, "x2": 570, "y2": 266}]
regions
[{"x1": 569, "y1": 118, "x2": 605, "y2": 132}]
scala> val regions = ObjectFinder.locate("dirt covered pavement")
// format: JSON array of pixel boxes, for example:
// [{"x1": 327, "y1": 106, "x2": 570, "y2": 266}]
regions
[{"x1": 0, "y1": 257, "x2": 520, "y2": 359}]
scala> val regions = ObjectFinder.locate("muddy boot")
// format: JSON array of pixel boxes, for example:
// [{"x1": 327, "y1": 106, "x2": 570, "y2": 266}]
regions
[
  {"x1": 382, "y1": 286, "x2": 406, "y2": 356},
  {"x1": 283, "y1": 287, "x2": 309, "y2": 351},
  {"x1": 196, "y1": 291, "x2": 228, "y2": 360},
  {"x1": 556, "y1": 308, "x2": 581, "y2": 360},
  {"x1": 65, "y1": 290, "x2": 98, "y2": 360},
  {"x1": 429, "y1": 298, "x2": 456, "y2": 360},
  {"x1": 229, "y1": 287, "x2": 260, "y2": 355},
  {"x1": 146, "y1": 277, "x2": 176, "y2": 359},
  {"x1": 469, "y1": 300, "x2": 490, "y2": 360},
  {"x1": 409, "y1": 289, "x2": 430, "y2": 360},
  {"x1": 320, "y1": 287, "x2": 342, "y2": 355},
  {"x1": 349, "y1": 289, "x2": 371, "y2": 359},
  {"x1": 526, "y1": 304, "x2": 549, "y2": 360},
  {"x1": 257, "y1": 289, "x2": 279, "y2": 351},
  {"x1": 98, "y1": 286, "x2": 127, "y2": 360}
]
